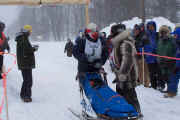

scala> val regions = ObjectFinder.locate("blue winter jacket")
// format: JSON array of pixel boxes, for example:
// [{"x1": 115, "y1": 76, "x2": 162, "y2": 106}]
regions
[
  {"x1": 73, "y1": 34, "x2": 109, "y2": 72},
  {"x1": 144, "y1": 21, "x2": 158, "y2": 63},
  {"x1": 167, "y1": 47, "x2": 180, "y2": 93},
  {"x1": 176, "y1": 47, "x2": 180, "y2": 68}
]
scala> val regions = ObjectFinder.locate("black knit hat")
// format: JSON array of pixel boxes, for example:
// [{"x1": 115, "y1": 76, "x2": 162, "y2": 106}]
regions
[
  {"x1": 134, "y1": 24, "x2": 141, "y2": 31},
  {"x1": 0, "y1": 21, "x2": 5, "y2": 29},
  {"x1": 111, "y1": 23, "x2": 126, "y2": 36}
]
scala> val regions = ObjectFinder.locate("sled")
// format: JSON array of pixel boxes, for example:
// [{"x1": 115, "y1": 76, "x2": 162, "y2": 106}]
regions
[{"x1": 78, "y1": 72, "x2": 138, "y2": 120}]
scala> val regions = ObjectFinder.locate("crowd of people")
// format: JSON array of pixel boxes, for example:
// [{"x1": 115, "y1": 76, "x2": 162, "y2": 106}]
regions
[
  {"x1": 0, "y1": 18, "x2": 179, "y2": 118},
  {"x1": 65, "y1": 21, "x2": 180, "y2": 118},
  {"x1": 132, "y1": 21, "x2": 180, "y2": 98},
  {"x1": 67, "y1": 21, "x2": 180, "y2": 99}
]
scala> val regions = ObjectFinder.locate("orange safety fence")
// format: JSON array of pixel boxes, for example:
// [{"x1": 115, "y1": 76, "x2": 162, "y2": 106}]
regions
[
  {"x1": 137, "y1": 52, "x2": 180, "y2": 60},
  {"x1": 0, "y1": 52, "x2": 16, "y2": 120}
]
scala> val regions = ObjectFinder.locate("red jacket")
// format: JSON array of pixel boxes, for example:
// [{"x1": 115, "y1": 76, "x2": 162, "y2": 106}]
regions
[{"x1": 0, "y1": 32, "x2": 5, "y2": 46}]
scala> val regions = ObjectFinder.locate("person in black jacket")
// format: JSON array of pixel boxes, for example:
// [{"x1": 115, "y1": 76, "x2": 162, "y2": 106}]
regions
[
  {"x1": 15, "y1": 25, "x2": 38, "y2": 102},
  {"x1": 64, "y1": 38, "x2": 73, "y2": 57},
  {"x1": 133, "y1": 24, "x2": 150, "y2": 87},
  {"x1": 0, "y1": 21, "x2": 10, "y2": 79}
]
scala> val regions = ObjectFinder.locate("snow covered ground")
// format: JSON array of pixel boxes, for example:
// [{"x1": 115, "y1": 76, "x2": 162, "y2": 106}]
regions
[
  {"x1": 0, "y1": 17, "x2": 180, "y2": 120},
  {"x1": 0, "y1": 41, "x2": 179, "y2": 120}
]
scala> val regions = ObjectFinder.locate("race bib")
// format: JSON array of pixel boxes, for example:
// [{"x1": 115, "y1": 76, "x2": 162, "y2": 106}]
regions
[{"x1": 85, "y1": 39, "x2": 102, "y2": 60}]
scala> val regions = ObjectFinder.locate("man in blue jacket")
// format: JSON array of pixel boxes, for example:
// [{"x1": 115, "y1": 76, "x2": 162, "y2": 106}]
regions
[
  {"x1": 164, "y1": 28, "x2": 180, "y2": 98},
  {"x1": 73, "y1": 23, "x2": 109, "y2": 73},
  {"x1": 144, "y1": 21, "x2": 160, "y2": 89}
]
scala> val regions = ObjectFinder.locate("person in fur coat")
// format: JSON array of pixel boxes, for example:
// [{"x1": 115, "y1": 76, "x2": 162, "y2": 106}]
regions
[{"x1": 110, "y1": 29, "x2": 142, "y2": 117}]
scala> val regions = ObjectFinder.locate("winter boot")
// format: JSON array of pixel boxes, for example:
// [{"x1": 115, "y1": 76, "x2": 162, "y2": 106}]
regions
[
  {"x1": 164, "y1": 92, "x2": 177, "y2": 98},
  {"x1": 21, "y1": 96, "x2": 32, "y2": 102}
]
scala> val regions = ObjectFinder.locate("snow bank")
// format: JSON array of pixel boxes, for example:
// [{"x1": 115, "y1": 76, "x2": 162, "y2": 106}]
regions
[{"x1": 101, "y1": 17, "x2": 175, "y2": 36}]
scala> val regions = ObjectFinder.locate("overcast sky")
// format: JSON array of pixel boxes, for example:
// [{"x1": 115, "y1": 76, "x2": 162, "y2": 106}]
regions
[{"x1": 0, "y1": 6, "x2": 21, "y2": 27}]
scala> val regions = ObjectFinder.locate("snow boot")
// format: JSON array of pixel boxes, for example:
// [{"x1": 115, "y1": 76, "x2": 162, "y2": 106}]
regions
[
  {"x1": 164, "y1": 92, "x2": 177, "y2": 98},
  {"x1": 21, "y1": 97, "x2": 32, "y2": 102}
]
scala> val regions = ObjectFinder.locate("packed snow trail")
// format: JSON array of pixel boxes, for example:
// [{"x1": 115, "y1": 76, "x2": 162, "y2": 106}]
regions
[{"x1": 0, "y1": 41, "x2": 180, "y2": 120}]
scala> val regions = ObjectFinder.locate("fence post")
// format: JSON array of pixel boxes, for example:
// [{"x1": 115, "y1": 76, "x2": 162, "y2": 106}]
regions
[
  {"x1": 85, "y1": 0, "x2": 90, "y2": 26},
  {"x1": 142, "y1": 48, "x2": 145, "y2": 86}
]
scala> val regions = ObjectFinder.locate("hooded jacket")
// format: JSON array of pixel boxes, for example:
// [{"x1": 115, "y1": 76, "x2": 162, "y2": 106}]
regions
[
  {"x1": 15, "y1": 31, "x2": 36, "y2": 70},
  {"x1": 111, "y1": 30, "x2": 138, "y2": 89},
  {"x1": 144, "y1": 21, "x2": 158, "y2": 63}
]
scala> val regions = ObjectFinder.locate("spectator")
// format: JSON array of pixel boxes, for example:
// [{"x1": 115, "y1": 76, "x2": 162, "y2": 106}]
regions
[
  {"x1": 157, "y1": 25, "x2": 176, "y2": 92},
  {"x1": 64, "y1": 38, "x2": 73, "y2": 57},
  {"x1": 164, "y1": 28, "x2": 180, "y2": 98},
  {"x1": 15, "y1": 25, "x2": 38, "y2": 102},
  {"x1": 0, "y1": 21, "x2": 10, "y2": 79}
]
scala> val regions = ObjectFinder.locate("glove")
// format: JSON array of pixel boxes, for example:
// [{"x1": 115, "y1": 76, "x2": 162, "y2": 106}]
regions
[
  {"x1": 87, "y1": 56, "x2": 95, "y2": 63},
  {"x1": 94, "y1": 62, "x2": 102, "y2": 69},
  {"x1": 117, "y1": 74, "x2": 127, "y2": 82},
  {"x1": 33, "y1": 45, "x2": 39, "y2": 51},
  {"x1": 112, "y1": 77, "x2": 125, "y2": 89},
  {"x1": 112, "y1": 78, "x2": 118, "y2": 84}
]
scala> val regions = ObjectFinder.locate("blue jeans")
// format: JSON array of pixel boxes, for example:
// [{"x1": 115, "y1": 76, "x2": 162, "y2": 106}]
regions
[{"x1": 167, "y1": 70, "x2": 180, "y2": 93}]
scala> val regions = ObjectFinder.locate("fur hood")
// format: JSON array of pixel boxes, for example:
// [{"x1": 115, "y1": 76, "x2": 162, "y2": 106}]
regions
[
  {"x1": 159, "y1": 25, "x2": 171, "y2": 36},
  {"x1": 111, "y1": 29, "x2": 135, "y2": 48}
]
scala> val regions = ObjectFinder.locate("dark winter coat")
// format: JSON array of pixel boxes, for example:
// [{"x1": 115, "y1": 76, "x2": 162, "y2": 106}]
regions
[
  {"x1": 15, "y1": 32, "x2": 36, "y2": 70},
  {"x1": 157, "y1": 36, "x2": 176, "y2": 76},
  {"x1": 134, "y1": 31, "x2": 149, "y2": 59},
  {"x1": 106, "y1": 35, "x2": 114, "y2": 55},
  {"x1": 64, "y1": 41, "x2": 73, "y2": 57},
  {"x1": 176, "y1": 47, "x2": 180, "y2": 68},
  {"x1": 73, "y1": 34, "x2": 109, "y2": 73},
  {"x1": 0, "y1": 32, "x2": 10, "y2": 52}
]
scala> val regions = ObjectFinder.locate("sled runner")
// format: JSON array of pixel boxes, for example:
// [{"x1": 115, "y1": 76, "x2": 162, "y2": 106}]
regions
[{"x1": 76, "y1": 72, "x2": 138, "y2": 120}]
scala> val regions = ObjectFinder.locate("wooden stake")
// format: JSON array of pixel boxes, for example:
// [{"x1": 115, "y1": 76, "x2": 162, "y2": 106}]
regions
[
  {"x1": 142, "y1": 48, "x2": 145, "y2": 86},
  {"x1": 85, "y1": 0, "x2": 90, "y2": 26},
  {"x1": 5, "y1": 87, "x2": 9, "y2": 120},
  {"x1": 2, "y1": 66, "x2": 9, "y2": 120}
]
